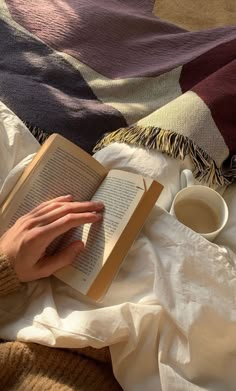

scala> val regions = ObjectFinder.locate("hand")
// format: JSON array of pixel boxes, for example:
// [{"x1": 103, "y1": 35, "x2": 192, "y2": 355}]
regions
[{"x1": 0, "y1": 195, "x2": 103, "y2": 282}]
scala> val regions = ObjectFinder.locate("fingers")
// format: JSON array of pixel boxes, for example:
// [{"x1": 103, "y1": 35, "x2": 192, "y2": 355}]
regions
[
  {"x1": 38, "y1": 211, "x2": 102, "y2": 245},
  {"x1": 27, "y1": 195, "x2": 73, "y2": 216},
  {"x1": 32, "y1": 200, "x2": 104, "y2": 226},
  {"x1": 19, "y1": 197, "x2": 104, "y2": 231},
  {"x1": 34, "y1": 241, "x2": 85, "y2": 279},
  {"x1": 3, "y1": 196, "x2": 104, "y2": 283}
]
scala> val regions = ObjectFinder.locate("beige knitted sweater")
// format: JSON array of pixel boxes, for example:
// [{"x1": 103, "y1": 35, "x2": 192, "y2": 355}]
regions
[{"x1": 0, "y1": 254, "x2": 122, "y2": 390}]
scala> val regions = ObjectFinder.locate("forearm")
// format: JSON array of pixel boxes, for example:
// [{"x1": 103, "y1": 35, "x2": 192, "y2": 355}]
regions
[{"x1": 0, "y1": 254, "x2": 22, "y2": 297}]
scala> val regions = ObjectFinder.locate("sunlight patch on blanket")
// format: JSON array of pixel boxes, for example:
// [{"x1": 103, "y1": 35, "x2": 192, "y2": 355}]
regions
[{"x1": 59, "y1": 52, "x2": 182, "y2": 125}]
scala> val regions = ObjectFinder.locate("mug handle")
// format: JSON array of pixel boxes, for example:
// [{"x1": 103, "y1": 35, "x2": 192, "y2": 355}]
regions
[{"x1": 180, "y1": 169, "x2": 194, "y2": 188}]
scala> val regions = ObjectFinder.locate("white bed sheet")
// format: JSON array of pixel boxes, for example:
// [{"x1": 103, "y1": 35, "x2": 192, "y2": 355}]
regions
[
  {"x1": 215, "y1": 182, "x2": 236, "y2": 254},
  {"x1": 0, "y1": 102, "x2": 236, "y2": 391}
]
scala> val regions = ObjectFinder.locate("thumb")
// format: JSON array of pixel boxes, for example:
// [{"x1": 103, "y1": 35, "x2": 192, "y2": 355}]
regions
[{"x1": 37, "y1": 241, "x2": 84, "y2": 278}]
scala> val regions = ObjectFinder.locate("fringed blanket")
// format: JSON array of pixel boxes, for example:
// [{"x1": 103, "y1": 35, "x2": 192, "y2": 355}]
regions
[
  {"x1": 0, "y1": 1, "x2": 235, "y2": 186},
  {"x1": 94, "y1": 77, "x2": 236, "y2": 186}
]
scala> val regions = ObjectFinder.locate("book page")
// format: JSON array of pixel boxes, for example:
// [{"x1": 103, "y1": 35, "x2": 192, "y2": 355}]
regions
[
  {"x1": 0, "y1": 135, "x2": 107, "y2": 234},
  {"x1": 55, "y1": 170, "x2": 148, "y2": 294}
]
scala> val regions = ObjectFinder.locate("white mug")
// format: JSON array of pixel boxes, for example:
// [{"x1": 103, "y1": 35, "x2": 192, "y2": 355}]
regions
[{"x1": 170, "y1": 169, "x2": 229, "y2": 241}]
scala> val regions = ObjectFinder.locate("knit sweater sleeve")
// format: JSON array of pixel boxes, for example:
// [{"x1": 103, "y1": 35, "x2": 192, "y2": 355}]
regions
[{"x1": 0, "y1": 254, "x2": 22, "y2": 297}]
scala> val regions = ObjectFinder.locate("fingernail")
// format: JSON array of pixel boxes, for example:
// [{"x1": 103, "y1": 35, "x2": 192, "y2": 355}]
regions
[
  {"x1": 76, "y1": 242, "x2": 84, "y2": 252},
  {"x1": 65, "y1": 194, "x2": 73, "y2": 199},
  {"x1": 96, "y1": 201, "x2": 104, "y2": 208},
  {"x1": 95, "y1": 213, "x2": 103, "y2": 220}
]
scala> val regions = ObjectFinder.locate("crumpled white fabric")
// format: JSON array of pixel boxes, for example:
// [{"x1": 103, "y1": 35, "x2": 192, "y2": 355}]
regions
[
  {"x1": 215, "y1": 181, "x2": 236, "y2": 254},
  {"x1": 0, "y1": 102, "x2": 236, "y2": 391},
  {"x1": 0, "y1": 102, "x2": 39, "y2": 205}
]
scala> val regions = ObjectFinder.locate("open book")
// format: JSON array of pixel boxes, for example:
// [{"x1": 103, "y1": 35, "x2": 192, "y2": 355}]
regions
[{"x1": 0, "y1": 134, "x2": 163, "y2": 300}]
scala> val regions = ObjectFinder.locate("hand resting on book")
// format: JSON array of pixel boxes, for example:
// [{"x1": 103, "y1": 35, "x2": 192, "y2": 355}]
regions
[
  {"x1": 0, "y1": 134, "x2": 163, "y2": 299},
  {"x1": 0, "y1": 195, "x2": 103, "y2": 282}
]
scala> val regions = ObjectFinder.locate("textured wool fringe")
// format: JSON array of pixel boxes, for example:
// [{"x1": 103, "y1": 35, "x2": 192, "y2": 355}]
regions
[
  {"x1": 24, "y1": 122, "x2": 50, "y2": 144},
  {"x1": 94, "y1": 125, "x2": 235, "y2": 187}
]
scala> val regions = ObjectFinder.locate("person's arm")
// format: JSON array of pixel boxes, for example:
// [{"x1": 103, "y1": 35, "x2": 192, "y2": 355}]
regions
[{"x1": 0, "y1": 195, "x2": 103, "y2": 296}]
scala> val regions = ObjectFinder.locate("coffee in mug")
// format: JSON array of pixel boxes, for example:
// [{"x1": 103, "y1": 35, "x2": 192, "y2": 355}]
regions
[
  {"x1": 174, "y1": 199, "x2": 219, "y2": 234},
  {"x1": 170, "y1": 170, "x2": 228, "y2": 241}
]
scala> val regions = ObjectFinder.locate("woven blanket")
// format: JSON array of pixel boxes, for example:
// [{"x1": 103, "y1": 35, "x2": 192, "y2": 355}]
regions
[{"x1": 0, "y1": 1, "x2": 235, "y2": 185}]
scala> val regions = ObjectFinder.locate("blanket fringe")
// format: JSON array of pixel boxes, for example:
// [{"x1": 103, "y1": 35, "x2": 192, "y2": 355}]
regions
[
  {"x1": 24, "y1": 122, "x2": 50, "y2": 144},
  {"x1": 94, "y1": 125, "x2": 235, "y2": 187}
]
